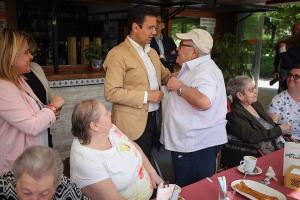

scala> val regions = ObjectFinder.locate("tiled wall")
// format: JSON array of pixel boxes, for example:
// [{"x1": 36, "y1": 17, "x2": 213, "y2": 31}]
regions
[{"x1": 49, "y1": 80, "x2": 111, "y2": 159}]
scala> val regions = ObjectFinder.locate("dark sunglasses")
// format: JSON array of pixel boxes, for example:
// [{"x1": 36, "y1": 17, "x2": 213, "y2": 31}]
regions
[{"x1": 287, "y1": 73, "x2": 300, "y2": 80}]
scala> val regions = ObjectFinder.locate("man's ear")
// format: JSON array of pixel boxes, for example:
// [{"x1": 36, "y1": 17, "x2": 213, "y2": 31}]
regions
[{"x1": 132, "y1": 23, "x2": 139, "y2": 33}]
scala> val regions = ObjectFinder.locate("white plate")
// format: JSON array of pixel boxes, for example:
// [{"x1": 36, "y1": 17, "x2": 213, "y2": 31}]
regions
[
  {"x1": 237, "y1": 165, "x2": 262, "y2": 175},
  {"x1": 231, "y1": 179, "x2": 286, "y2": 200}
]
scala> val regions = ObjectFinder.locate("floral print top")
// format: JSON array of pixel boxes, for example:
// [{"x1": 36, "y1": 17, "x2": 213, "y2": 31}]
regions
[{"x1": 268, "y1": 91, "x2": 300, "y2": 140}]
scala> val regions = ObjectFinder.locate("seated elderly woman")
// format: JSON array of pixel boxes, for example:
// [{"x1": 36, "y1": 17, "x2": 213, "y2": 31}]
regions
[
  {"x1": 0, "y1": 145, "x2": 88, "y2": 200},
  {"x1": 70, "y1": 99, "x2": 162, "y2": 200},
  {"x1": 268, "y1": 65, "x2": 300, "y2": 141},
  {"x1": 226, "y1": 76, "x2": 291, "y2": 154}
]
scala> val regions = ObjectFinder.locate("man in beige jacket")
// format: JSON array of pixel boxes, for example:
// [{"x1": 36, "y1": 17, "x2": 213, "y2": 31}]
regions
[{"x1": 103, "y1": 6, "x2": 171, "y2": 159}]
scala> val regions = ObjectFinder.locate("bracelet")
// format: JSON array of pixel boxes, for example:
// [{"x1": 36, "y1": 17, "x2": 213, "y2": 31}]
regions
[{"x1": 47, "y1": 104, "x2": 57, "y2": 112}]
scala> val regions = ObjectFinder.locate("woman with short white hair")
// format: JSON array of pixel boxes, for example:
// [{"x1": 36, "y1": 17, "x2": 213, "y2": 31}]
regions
[
  {"x1": 0, "y1": 146, "x2": 89, "y2": 200},
  {"x1": 226, "y1": 76, "x2": 291, "y2": 153}
]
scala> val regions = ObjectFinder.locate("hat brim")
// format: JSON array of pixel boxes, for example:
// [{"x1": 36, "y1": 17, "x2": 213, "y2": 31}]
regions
[{"x1": 176, "y1": 33, "x2": 193, "y2": 40}]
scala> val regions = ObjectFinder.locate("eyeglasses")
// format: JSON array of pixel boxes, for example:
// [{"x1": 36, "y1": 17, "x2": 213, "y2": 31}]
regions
[
  {"x1": 287, "y1": 73, "x2": 300, "y2": 80},
  {"x1": 242, "y1": 85, "x2": 257, "y2": 94},
  {"x1": 178, "y1": 42, "x2": 194, "y2": 48}
]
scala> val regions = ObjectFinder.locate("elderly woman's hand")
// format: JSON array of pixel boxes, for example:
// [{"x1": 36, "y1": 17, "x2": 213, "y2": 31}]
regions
[
  {"x1": 279, "y1": 124, "x2": 292, "y2": 134},
  {"x1": 149, "y1": 171, "x2": 163, "y2": 189}
]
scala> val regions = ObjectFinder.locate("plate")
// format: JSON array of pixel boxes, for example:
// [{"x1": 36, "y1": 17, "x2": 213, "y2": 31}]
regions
[
  {"x1": 231, "y1": 179, "x2": 286, "y2": 200},
  {"x1": 237, "y1": 165, "x2": 262, "y2": 175}
]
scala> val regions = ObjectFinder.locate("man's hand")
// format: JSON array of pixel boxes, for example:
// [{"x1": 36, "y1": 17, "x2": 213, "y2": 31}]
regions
[
  {"x1": 272, "y1": 72, "x2": 279, "y2": 79},
  {"x1": 148, "y1": 90, "x2": 164, "y2": 103},
  {"x1": 167, "y1": 76, "x2": 183, "y2": 91},
  {"x1": 279, "y1": 42, "x2": 287, "y2": 53}
]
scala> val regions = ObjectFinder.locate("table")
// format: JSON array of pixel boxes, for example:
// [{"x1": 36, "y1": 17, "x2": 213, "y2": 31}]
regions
[{"x1": 180, "y1": 149, "x2": 300, "y2": 200}]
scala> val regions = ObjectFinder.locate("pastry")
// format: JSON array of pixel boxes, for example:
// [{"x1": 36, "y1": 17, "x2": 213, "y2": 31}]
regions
[{"x1": 234, "y1": 181, "x2": 278, "y2": 200}]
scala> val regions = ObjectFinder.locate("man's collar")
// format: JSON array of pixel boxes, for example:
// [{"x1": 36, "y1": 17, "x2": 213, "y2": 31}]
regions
[
  {"x1": 183, "y1": 54, "x2": 211, "y2": 70},
  {"x1": 154, "y1": 34, "x2": 163, "y2": 40},
  {"x1": 127, "y1": 36, "x2": 151, "y2": 53}
]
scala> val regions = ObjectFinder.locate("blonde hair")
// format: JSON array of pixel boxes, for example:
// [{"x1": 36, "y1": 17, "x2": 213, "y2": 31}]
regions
[
  {"x1": 0, "y1": 29, "x2": 29, "y2": 87},
  {"x1": 12, "y1": 146, "x2": 63, "y2": 188}
]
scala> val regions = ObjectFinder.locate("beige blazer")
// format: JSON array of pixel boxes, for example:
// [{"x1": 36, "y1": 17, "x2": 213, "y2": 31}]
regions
[{"x1": 103, "y1": 38, "x2": 171, "y2": 140}]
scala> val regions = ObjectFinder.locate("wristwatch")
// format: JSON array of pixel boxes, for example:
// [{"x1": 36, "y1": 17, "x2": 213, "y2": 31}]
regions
[{"x1": 177, "y1": 87, "x2": 183, "y2": 96}]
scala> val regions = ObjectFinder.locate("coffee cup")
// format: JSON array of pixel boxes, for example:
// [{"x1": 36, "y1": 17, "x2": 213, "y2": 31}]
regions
[{"x1": 240, "y1": 156, "x2": 257, "y2": 173}]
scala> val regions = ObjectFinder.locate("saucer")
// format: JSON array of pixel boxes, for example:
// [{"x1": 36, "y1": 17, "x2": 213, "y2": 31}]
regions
[{"x1": 237, "y1": 164, "x2": 262, "y2": 175}]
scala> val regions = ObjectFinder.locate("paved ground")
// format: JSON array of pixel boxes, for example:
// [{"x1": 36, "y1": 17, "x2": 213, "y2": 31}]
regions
[{"x1": 257, "y1": 79, "x2": 278, "y2": 109}]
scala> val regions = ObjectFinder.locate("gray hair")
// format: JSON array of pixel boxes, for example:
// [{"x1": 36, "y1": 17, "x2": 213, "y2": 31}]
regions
[
  {"x1": 12, "y1": 146, "x2": 63, "y2": 188},
  {"x1": 71, "y1": 99, "x2": 102, "y2": 145},
  {"x1": 226, "y1": 75, "x2": 252, "y2": 102},
  {"x1": 191, "y1": 41, "x2": 208, "y2": 57}
]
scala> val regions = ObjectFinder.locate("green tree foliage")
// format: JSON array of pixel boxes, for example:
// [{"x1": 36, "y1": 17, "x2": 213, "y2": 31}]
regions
[
  {"x1": 261, "y1": 4, "x2": 300, "y2": 77},
  {"x1": 212, "y1": 33, "x2": 252, "y2": 82}
]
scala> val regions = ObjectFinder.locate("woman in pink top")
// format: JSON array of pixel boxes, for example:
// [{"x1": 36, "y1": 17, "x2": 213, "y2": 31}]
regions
[{"x1": 0, "y1": 29, "x2": 64, "y2": 175}]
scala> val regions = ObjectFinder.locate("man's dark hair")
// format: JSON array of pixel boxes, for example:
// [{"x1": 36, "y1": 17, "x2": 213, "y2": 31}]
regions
[
  {"x1": 128, "y1": 5, "x2": 157, "y2": 30},
  {"x1": 291, "y1": 64, "x2": 300, "y2": 70}
]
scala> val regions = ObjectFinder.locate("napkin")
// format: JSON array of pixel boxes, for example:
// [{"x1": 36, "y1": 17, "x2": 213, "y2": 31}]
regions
[
  {"x1": 156, "y1": 183, "x2": 181, "y2": 200},
  {"x1": 266, "y1": 166, "x2": 278, "y2": 182}
]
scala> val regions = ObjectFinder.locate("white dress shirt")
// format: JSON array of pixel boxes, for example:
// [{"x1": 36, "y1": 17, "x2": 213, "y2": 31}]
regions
[
  {"x1": 161, "y1": 55, "x2": 228, "y2": 152},
  {"x1": 128, "y1": 36, "x2": 159, "y2": 112},
  {"x1": 154, "y1": 35, "x2": 165, "y2": 58}
]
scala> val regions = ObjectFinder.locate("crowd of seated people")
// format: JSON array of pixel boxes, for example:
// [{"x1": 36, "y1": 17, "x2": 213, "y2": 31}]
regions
[{"x1": 1, "y1": 7, "x2": 300, "y2": 200}]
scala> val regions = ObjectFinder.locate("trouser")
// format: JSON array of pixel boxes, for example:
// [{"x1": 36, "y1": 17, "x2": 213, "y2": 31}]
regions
[
  {"x1": 171, "y1": 145, "x2": 221, "y2": 187},
  {"x1": 278, "y1": 69, "x2": 288, "y2": 93},
  {"x1": 135, "y1": 110, "x2": 161, "y2": 160}
]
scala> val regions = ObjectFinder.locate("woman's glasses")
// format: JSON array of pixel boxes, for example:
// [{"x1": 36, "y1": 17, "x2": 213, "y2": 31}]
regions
[{"x1": 287, "y1": 73, "x2": 300, "y2": 80}]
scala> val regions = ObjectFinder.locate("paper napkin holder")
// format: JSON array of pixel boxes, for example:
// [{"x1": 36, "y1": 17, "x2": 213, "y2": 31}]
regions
[{"x1": 284, "y1": 165, "x2": 300, "y2": 191}]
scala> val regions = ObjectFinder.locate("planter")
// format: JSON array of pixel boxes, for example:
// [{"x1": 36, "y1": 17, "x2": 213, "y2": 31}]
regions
[{"x1": 90, "y1": 58, "x2": 103, "y2": 69}]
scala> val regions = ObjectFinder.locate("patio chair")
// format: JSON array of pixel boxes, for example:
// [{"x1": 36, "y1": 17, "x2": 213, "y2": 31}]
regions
[
  {"x1": 151, "y1": 147, "x2": 175, "y2": 183},
  {"x1": 220, "y1": 134, "x2": 265, "y2": 169}
]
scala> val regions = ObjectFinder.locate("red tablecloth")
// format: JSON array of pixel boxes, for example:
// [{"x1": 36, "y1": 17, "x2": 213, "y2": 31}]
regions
[{"x1": 180, "y1": 149, "x2": 300, "y2": 200}]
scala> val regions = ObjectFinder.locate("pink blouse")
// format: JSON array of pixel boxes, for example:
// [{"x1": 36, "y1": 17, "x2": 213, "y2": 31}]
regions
[{"x1": 0, "y1": 78, "x2": 56, "y2": 175}]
